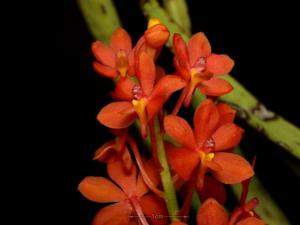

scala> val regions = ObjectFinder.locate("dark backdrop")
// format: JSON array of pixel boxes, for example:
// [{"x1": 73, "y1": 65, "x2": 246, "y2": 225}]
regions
[{"x1": 62, "y1": 1, "x2": 300, "y2": 224}]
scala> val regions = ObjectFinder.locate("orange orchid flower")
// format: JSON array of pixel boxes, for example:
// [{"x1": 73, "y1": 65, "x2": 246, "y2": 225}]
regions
[
  {"x1": 229, "y1": 157, "x2": 262, "y2": 225},
  {"x1": 197, "y1": 198, "x2": 265, "y2": 225},
  {"x1": 172, "y1": 32, "x2": 234, "y2": 109},
  {"x1": 78, "y1": 159, "x2": 168, "y2": 225},
  {"x1": 93, "y1": 129, "x2": 133, "y2": 172},
  {"x1": 92, "y1": 28, "x2": 135, "y2": 78},
  {"x1": 97, "y1": 51, "x2": 186, "y2": 137},
  {"x1": 164, "y1": 99, "x2": 254, "y2": 190}
]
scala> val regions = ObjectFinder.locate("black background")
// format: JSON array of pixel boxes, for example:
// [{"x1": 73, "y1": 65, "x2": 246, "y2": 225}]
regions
[{"x1": 61, "y1": 0, "x2": 300, "y2": 224}]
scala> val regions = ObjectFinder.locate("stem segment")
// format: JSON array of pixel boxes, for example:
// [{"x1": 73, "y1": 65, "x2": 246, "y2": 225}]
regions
[{"x1": 153, "y1": 116, "x2": 179, "y2": 221}]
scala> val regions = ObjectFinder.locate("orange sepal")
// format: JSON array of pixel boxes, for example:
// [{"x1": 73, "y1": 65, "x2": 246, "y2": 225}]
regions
[
  {"x1": 199, "y1": 78, "x2": 233, "y2": 96},
  {"x1": 236, "y1": 217, "x2": 265, "y2": 225},
  {"x1": 140, "y1": 194, "x2": 169, "y2": 225},
  {"x1": 187, "y1": 32, "x2": 211, "y2": 66},
  {"x1": 78, "y1": 176, "x2": 126, "y2": 203},
  {"x1": 212, "y1": 123, "x2": 243, "y2": 151},
  {"x1": 166, "y1": 144, "x2": 200, "y2": 181},
  {"x1": 91, "y1": 41, "x2": 115, "y2": 67},
  {"x1": 211, "y1": 152, "x2": 254, "y2": 184},
  {"x1": 145, "y1": 24, "x2": 170, "y2": 48},
  {"x1": 174, "y1": 57, "x2": 190, "y2": 81},
  {"x1": 206, "y1": 54, "x2": 234, "y2": 76},
  {"x1": 193, "y1": 99, "x2": 220, "y2": 146},
  {"x1": 151, "y1": 75, "x2": 186, "y2": 100},
  {"x1": 217, "y1": 103, "x2": 236, "y2": 125},
  {"x1": 197, "y1": 198, "x2": 228, "y2": 225},
  {"x1": 164, "y1": 115, "x2": 197, "y2": 150},
  {"x1": 93, "y1": 61, "x2": 118, "y2": 78},
  {"x1": 107, "y1": 159, "x2": 137, "y2": 196},
  {"x1": 111, "y1": 28, "x2": 132, "y2": 53},
  {"x1": 97, "y1": 102, "x2": 136, "y2": 129},
  {"x1": 147, "y1": 75, "x2": 186, "y2": 120},
  {"x1": 113, "y1": 77, "x2": 135, "y2": 101},
  {"x1": 173, "y1": 33, "x2": 190, "y2": 68},
  {"x1": 137, "y1": 51, "x2": 156, "y2": 96},
  {"x1": 92, "y1": 202, "x2": 132, "y2": 225}
]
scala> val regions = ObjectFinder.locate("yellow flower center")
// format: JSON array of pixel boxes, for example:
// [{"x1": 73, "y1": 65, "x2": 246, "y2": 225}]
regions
[
  {"x1": 190, "y1": 68, "x2": 204, "y2": 86},
  {"x1": 199, "y1": 151, "x2": 215, "y2": 165}
]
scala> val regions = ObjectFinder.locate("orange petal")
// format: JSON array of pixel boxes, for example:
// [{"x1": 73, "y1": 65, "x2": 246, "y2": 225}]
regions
[
  {"x1": 164, "y1": 115, "x2": 197, "y2": 150},
  {"x1": 139, "y1": 194, "x2": 169, "y2": 225},
  {"x1": 111, "y1": 28, "x2": 132, "y2": 53},
  {"x1": 146, "y1": 97, "x2": 165, "y2": 122},
  {"x1": 212, "y1": 152, "x2": 254, "y2": 184},
  {"x1": 92, "y1": 41, "x2": 115, "y2": 67},
  {"x1": 92, "y1": 202, "x2": 132, "y2": 225},
  {"x1": 97, "y1": 102, "x2": 136, "y2": 129},
  {"x1": 78, "y1": 176, "x2": 126, "y2": 203},
  {"x1": 137, "y1": 51, "x2": 156, "y2": 96},
  {"x1": 173, "y1": 33, "x2": 190, "y2": 68},
  {"x1": 174, "y1": 57, "x2": 190, "y2": 81},
  {"x1": 93, "y1": 61, "x2": 118, "y2": 78},
  {"x1": 212, "y1": 123, "x2": 243, "y2": 151},
  {"x1": 108, "y1": 159, "x2": 137, "y2": 196},
  {"x1": 166, "y1": 144, "x2": 200, "y2": 181},
  {"x1": 217, "y1": 103, "x2": 236, "y2": 125},
  {"x1": 147, "y1": 75, "x2": 186, "y2": 120},
  {"x1": 236, "y1": 217, "x2": 265, "y2": 225},
  {"x1": 199, "y1": 78, "x2": 233, "y2": 96},
  {"x1": 145, "y1": 24, "x2": 170, "y2": 48},
  {"x1": 206, "y1": 54, "x2": 234, "y2": 76},
  {"x1": 197, "y1": 198, "x2": 228, "y2": 225},
  {"x1": 193, "y1": 99, "x2": 219, "y2": 146},
  {"x1": 187, "y1": 32, "x2": 211, "y2": 66},
  {"x1": 151, "y1": 75, "x2": 186, "y2": 100},
  {"x1": 127, "y1": 50, "x2": 136, "y2": 76},
  {"x1": 113, "y1": 77, "x2": 135, "y2": 101},
  {"x1": 196, "y1": 176, "x2": 227, "y2": 205}
]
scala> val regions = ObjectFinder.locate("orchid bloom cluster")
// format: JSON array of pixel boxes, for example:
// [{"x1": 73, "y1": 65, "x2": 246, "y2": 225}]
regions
[{"x1": 78, "y1": 19, "x2": 265, "y2": 225}]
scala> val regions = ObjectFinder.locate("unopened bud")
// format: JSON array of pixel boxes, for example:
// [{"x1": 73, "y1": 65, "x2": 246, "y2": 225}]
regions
[{"x1": 144, "y1": 24, "x2": 170, "y2": 48}]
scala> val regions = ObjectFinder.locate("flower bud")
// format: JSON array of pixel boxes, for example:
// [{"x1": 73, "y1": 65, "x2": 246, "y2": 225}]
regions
[{"x1": 144, "y1": 24, "x2": 170, "y2": 48}]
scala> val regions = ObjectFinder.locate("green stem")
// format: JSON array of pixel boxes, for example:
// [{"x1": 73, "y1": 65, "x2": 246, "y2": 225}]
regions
[
  {"x1": 78, "y1": 0, "x2": 121, "y2": 43},
  {"x1": 191, "y1": 191, "x2": 201, "y2": 211},
  {"x1": 154, "y1": 116, "x2": 179, "y2": 221},
  {"x1": 140, "y1": 0, "x2": 300, "y2": 160},
  {"x1": 162, "y1": 0, "x2": 191, "y2": 36}
]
